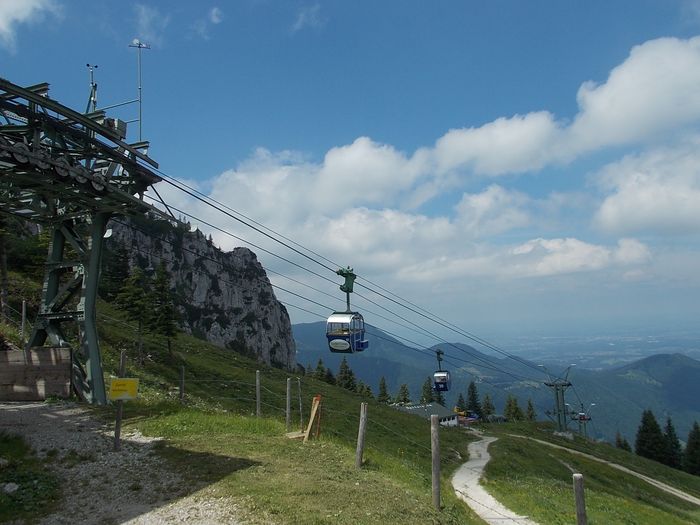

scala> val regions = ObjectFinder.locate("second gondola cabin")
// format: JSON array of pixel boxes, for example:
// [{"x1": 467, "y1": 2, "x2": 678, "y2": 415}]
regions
[
  {"x1": 433, "y1": 370, "x2": 451, "y2": 392},
  {"x1": 326, "y1": 312, "x2": 368, "y2": 353}
]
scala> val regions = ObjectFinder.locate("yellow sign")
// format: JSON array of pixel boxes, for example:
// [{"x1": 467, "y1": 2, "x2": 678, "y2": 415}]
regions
[{"x1": 109, "y1": 378, "x2": 139, "y2": 401}]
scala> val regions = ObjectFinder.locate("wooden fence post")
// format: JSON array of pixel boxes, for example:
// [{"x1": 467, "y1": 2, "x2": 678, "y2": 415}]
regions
[
  {"x1": 20, "y1": 299, "x2": 26, "y2": 347},
  {"x1": 431, "y1": 414, "x2": 441, "y2": 510},
  {"x1": 297, "y1": 378, "x2": 304, "y2": 430},
  {"x1": 355, "y1": 402, "x2": 368, "y2": 468},
  {"x1": 113, "y1": 350, "x2": 127, "y2": 451},
  {"x1": 256, "y1": 370, "x2": 261, "y2": 417},
  {"x1": 573, "y1": 473, "x2": 588, "y2": 525},
  {"x1": 286, "y1": 378, "x2": 292, "y2": 432},
  {"x1": 179, "y1": 365, "x2": 185, "y2": 403}
]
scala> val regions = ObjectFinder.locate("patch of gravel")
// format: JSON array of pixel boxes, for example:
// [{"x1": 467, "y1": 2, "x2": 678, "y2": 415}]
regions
[{"x1": 0, "y1": 401, "x2": 244, "y2": 524}]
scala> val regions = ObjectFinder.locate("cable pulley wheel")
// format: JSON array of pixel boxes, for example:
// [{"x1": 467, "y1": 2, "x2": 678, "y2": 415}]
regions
[
  {"x1": 54, "y1": 156, "x2": 71, "y2": 178},
  {"x1": 11, "y1": 142, "x2": 30, "y2": 164},
  {"x1": 31, "y1": 149, "x2": 51, "y2": 170},
  {"x1": 73, "y1": 165, "x2": 89, "y2": 184}
]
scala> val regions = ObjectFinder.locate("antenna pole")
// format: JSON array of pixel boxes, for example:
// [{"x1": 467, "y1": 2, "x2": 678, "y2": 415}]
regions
[
  {"x1": 85, "y1": 64, "x2": 98, "y2": 113},
  {"x1": 129, "y1": 39, "x2": 151, "y2": 141}
]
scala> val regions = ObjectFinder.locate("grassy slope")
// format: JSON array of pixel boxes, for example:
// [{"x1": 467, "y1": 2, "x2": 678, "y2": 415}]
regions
[
  {"x1": 4, "y1": 293, "x2": 700, "y2": 523},
  {"x1": 95, "y1": 302, "x2": 482, "y2": 525},
  {"x1": 482, "y1": 423, "x2": 700, "y2": 524}
]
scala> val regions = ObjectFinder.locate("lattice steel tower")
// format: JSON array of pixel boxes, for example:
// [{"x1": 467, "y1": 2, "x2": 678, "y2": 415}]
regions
[{"x1": 0, "y1": 78, "x2": 173, "y2": 404}]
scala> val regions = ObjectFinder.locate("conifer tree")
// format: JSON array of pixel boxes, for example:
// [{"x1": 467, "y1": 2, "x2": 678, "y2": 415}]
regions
[
  {"x1": 420, "y1": 377, "x2": 434, "y2": 403},
  {"x1": 100, "y1": 244, "x2": 130, "y2": 301},
  {"x1": 526, "y1": 398, "x2": 536, "y2": 421},
  {"x1": 456, "y1": 393, "x2": 467, "y2": 413},
  {"x1": 663, "y1": 416, "x2": 682, "y2": 469},
  {"x1": 115, "y1": 266, "x2": 150, "y2": 363},
  {"x1": 467, "y1": 381, "x2": 483, "y2": 418},
  {"x1": 482, "y1": 393, "x2": 495, "y2": 419},
  {"x1": 357, "y1": 381, "x2": 373, "y2": 399},
  {"x1": 395, "y1": 383, "x2": 411, "y2": 404},
  {"x1": 683, "y1": 421, "x2": 700, "y2": 475},
  {"x1": 150, "y1": 262, "x2": 178, "y2": 357},
  {"x1": 615, "y1": 431, "x2": 632, "y2": 452},
  {"x1": 635, "y1": 409, "x2": 666, "y2": 463},
  {"x1": 377, "y1": 376, "x2": 390, "y2": 403},
  {"x1": 337, "y1": 357, "x2": 357, "y2": 391},
  {"x1": 504, "y1": 395, "x2": 523, "y2": 421},
  {"x1": 324, "y1": 368, "x2": 336, "y2": 385},
  {"x1": 314, "y1": 359, "x2": 326, "y2": 381}
]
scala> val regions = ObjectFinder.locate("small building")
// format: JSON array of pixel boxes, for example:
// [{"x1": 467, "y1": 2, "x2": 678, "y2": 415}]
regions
[{"x1": 392, "y1": 402, "x2": 459, "y2": 427}]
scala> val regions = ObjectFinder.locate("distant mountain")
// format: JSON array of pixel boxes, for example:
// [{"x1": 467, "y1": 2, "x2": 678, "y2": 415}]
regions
[
  {"x1": 293, "y1": 321, "x2": 543, "y2": 408},
  {"x1": 294, "y1": 323, "x2": 700, "y2": 444}
]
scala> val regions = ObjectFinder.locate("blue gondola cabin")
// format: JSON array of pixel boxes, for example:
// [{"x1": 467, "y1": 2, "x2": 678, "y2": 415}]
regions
[
  {"x1": 433, "y1": 370, "x2": 451, "y2": 392},
  {"x1": 326, "y1": 312, "x2": 369, "y2": 353}
]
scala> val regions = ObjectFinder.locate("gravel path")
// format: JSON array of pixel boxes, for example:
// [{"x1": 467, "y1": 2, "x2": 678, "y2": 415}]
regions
[
  {"x1": 451, "y1": 433, "x2": 538, "y2": 525},
  {"x1": 0, "y1": 401, "x2": 244, "y2": 524}
]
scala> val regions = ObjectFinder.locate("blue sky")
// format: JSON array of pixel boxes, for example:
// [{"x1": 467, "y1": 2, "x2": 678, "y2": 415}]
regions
[{"x1": 3, "y1": 1, "x2": 700, "y2": 345}]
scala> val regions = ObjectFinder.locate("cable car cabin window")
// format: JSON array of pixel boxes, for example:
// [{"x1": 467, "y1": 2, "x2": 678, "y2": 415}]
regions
[{"x1": 327, "y1": 322, "x2": 350, "y2": 335}]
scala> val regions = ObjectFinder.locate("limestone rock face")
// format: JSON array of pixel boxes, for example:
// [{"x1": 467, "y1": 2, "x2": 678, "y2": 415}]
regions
[{"x1": 108, "y1": 218, "x2": 296, "y2": 370}]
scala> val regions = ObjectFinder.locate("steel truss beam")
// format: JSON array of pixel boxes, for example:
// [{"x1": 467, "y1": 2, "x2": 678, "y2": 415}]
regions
[{"x1": 0, "y1": 77, "x2": 176, "y2": 404}]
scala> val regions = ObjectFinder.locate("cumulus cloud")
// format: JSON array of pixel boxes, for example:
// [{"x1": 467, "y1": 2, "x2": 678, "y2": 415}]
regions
[
  {"x1": 134, "y1": 3, "x2": 170, "y2": 47},
  {"x1": 423, "y1": 36, "x2": 700, "y2": 179},
  {"x1": 594, "y1": 141, "x2": 700, "y2": 235},
  {"x1": 0, "y1": 0, "x2": 59, "y2": 52},
  {"x1": 455, "y1": 185, "x2": 531, "y2": 237}
]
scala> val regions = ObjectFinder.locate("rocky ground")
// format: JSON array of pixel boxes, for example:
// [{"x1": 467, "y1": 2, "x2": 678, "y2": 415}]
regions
[{"x1": 0, "y1": 401, "x2": 243, "y2": 524}]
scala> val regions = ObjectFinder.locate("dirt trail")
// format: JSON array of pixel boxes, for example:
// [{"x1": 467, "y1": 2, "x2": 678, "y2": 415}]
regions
[
  {"x1": 451, "y1": 433, "x2": 538, "y2": 525},
  {"x1": 508, "y1": 434, "x2": 700, "y2": 507},
  {"x1": 0, "y1": 401, "x2": 245, "y2": 525}
]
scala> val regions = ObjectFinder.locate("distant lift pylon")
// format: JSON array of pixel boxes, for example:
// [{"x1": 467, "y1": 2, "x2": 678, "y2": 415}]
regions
[{"x1": 326, "y1": 267, "x2": 368, "y2": 353}]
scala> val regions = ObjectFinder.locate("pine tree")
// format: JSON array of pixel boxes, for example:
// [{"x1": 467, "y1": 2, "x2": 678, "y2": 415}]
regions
[
  {"x1": 356, "y1": 381, "x2": 373, "y2": 399},
  {"x1": 615, "y1": 431, "x2": 632, "y2": 452},
  {"x1": 466, "y1": 381, "x2": 483, "y2": 418},
  {"x1": 395, "y1": 383, "x2": 411, "y2": 404},
  {"x1": 314, "y1": 359, "x2": 326, "y2": 381},
  {"x1": 482, "y1": 394, "x2": 495, "y2": 419},
  {"x1": 115, "y1": 266, "x2": 150, "y2": 363},
  {"x1": 635, "y1": 409, "x2": 666, "y2": 463},
  {"x1": 420, "y1": 377, "x2": 434, "y2": 403},
  {"x1": 150, "y1": 262, "x2": 178, "y2": 357},
  {"x1": 337, "y1": 357, "x2": 357, "y2": 391},
  {"x1": 504, "y1": 395, "x2": 523, "y2": 421},
  {"x1": 663, "y1": 416, "x2": 682, "y2": 469},
  {"x1": 324, "y1": 368, "x2": 336, "y2": 385},
  {"x1": 683, "y1": 421, "x2": 700, "y2": 475},
  {"x1": 100, "y1": 244, "x2": 130, "y2": 301},
  {"x1": 377, "y1": 376, "x2": 390, "y2": 403},
  {"x1": 526, "y1": 398, "x2": 536, "y2": 421},
  {"x1": 456, "y1": 393, "x2": 467, "y2": 413}
]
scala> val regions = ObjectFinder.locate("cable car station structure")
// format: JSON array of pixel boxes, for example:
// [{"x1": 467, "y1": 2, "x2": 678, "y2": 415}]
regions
[{"x1": 0, "y1": 77, "x2": 174, "y2": 404}]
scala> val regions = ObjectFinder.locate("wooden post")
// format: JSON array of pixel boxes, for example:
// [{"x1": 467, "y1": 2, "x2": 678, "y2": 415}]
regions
[
  {"x1": 256, "y1": 370, "x2": 261, "y2": 417},
  {"x1": 297, "y1": 378, "x2": 304, "y2": 430},
  {"x1": 355, "y1": 402, "x2": 368, "y2": 468},
  {"x1": 179, "y1": 365, "x2": 185, "y2": 403},
  {"x1": 114, "y1": 350, "x2": 127, "y2": 451},
  {"x1": 20, "y1": 299, "x2": 26, "y2": 347},
  {"x1": 573, "y1": 473, "x2": 587, "y2": 525},
  {"x1": 286, "y1": 378, "x2": 292, "y2": 432},
  {"x1": 431, "y1": 414, "x2": 441, "y2": 510}
]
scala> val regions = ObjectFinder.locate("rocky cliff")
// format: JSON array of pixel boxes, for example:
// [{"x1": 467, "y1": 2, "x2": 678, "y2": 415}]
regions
[{"x1": 106, "y1": 217, "x2": 296, "y2": 370}]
